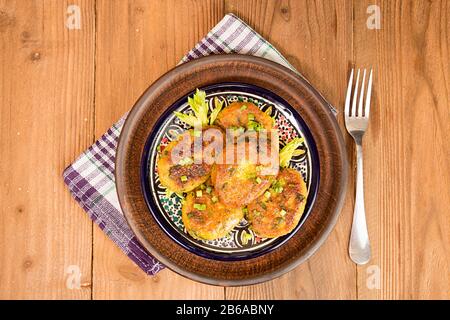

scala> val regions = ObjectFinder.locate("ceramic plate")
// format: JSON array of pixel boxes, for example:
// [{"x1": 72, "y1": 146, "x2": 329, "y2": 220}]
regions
[
  {"x1": 141, "y1": 83, "x2": 319, "y2": 260},
  {"x1": 115, "y1": 55, "x2": 347, "y2": 286}
]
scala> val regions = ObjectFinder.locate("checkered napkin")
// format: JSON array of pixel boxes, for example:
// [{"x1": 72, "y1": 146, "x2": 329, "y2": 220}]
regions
[{"x1": 63, "y1": 13, "x2": 334, "y2": 276}]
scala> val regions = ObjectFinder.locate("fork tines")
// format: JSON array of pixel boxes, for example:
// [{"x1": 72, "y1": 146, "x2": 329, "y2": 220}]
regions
[{"x1": 345, "y1": 68, "x2": 373, "y2": 119}]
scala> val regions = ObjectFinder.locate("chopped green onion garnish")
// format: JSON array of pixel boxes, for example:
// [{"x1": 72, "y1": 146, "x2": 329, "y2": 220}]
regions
[
  {"x1": 280, "y1": 209, "x2": 287, "y2": 217},
  {"x1": 211, "y1": 196, "x2": 218, "y2": 203},
  {"x1": 194, "y1": 203, "x2": 206, "y2": 211},
  {"x1": 180, "y1": 175, "x2": 188, "y2": 182},
  {"x1": 193, "y1": 130, "x2": 201, "y2": 137},
  {"x1": 247, "y1": 120, "x2": 262, "y2": 132},
  {"x1": 205, "y1": 186, "x2": 212, "y2": 194},
  {"x1": 255, "y1": 177, "x2": 262, "y2": 184},
  {"x1": 247, "y1": 113, "x2": 255, "y2": 121},
  {"x1": 240, "y1": 105, "x2": 247, "y2": 111},
  {"x1": 178, "y1": 157, "x2": 193, "y2": 165},
  {"x1": 196, "y1": 190, "x2": 203, "y2": 197},
  {"x1": 165, "y1": 188, "x2": 174, "y2": 198},
  {"x1": 231, "y1": 126, "x2": 245, "y2": 135},
  {"x1": 243, "y1": 208, "x2": 248, "y2": 214},
  {"x1": 275, "y1": 217, "x2": 285, "y2": 225},
  {"x1": 264, "y1": 191, "x2": 271, "y2": 199},
  {"x1": 272, "y1": 180, "x2": 284, "y2": 193}
]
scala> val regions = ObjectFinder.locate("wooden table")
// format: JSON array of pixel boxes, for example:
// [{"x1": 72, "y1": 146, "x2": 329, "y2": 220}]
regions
[{"x1": 1, "y1": 0, "x2": 449, "y2": 300}]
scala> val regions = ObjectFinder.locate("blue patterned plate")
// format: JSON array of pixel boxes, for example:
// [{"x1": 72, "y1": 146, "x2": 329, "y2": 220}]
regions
[{"x1": 140, "y1": 83, "x2": 320, "y2": 261}]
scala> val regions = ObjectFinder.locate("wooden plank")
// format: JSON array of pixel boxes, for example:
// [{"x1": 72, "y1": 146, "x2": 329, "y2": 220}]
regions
[
  {"x1": 93, "y1": 0, "x2": 225, "y2": 299},
  {"x1": 225, "y1": 0, "x2": 356, "y2": 299},
  {"x1": 0, "y1": 0, "x2": 95, "y2": 299},
  {"x1": 354, "y1": 0, "x2": 450, "y2": 299}
]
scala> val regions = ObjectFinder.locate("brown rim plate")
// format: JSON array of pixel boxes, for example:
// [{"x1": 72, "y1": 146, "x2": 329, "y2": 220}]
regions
[{"x1": 115, "y1": 54, "x2": 348, "y2": 286}]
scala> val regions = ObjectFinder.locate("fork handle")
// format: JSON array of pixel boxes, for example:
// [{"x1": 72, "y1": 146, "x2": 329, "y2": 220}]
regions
[{"x1": 349, "y1": 142, "x2": 371, "y2": 264}]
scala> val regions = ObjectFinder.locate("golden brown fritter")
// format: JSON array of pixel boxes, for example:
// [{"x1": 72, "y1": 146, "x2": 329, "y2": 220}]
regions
[
  {"x1": 157, "y1": 127, "x2": 223, "y2": 193},
  {"x1": 216, "y1": 101, "x2": 273, "y2": 131},
  {"x1": 211, "y1": 140, "x2": 277, "y2": 208},
  {"x1": 182, "y1": 183, "x2": 244, "y2": 240},
  {"x1": 246, "y1": 168, "x2": 308, "y2": 238}
]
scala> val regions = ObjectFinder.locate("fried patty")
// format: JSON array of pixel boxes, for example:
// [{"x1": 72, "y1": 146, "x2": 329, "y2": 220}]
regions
[
  {"x1": 246, "y1": 168, "x2": 308, "y2": 238},
  {"x1": 157, "y1": 127, "x2": 223, "y2": 193},
  {"x1": 182, "y1": 183, "x2": 244, "y2": 240},
  {"x1": 216, "y1": 101, "x2": 274, "y2": 131},
  {"x1": 211, "y1": 140, "x2": 276, "y2": 208}
]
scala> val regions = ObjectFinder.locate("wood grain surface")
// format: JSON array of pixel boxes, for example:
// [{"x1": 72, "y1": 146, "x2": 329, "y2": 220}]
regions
[
  {"x1": 0, "y1": 0, "x2": 449, "y2": 299},
  {"x1": 0, "y1": 0, "x2": 95, "y2": 299}
]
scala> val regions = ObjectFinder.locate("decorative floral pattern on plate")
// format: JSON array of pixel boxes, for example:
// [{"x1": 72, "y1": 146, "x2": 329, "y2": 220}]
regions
[{"x1": 147, "y1": 87, "x2": 312, "y2": 254}]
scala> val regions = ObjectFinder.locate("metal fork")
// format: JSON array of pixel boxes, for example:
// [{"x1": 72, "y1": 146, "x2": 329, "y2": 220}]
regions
[{"x1": 345, "y1": 68, "x2": 373, "y2": 265}]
